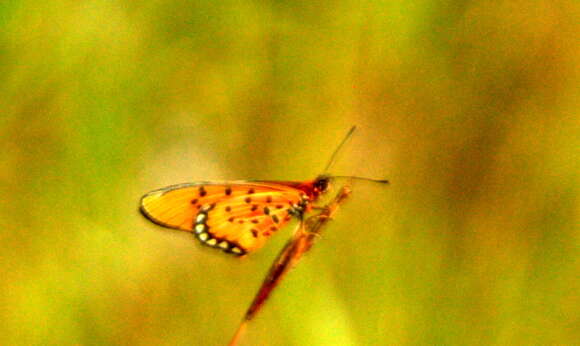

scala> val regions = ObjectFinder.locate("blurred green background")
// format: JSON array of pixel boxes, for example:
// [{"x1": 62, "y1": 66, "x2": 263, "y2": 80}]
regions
[{"x1": 1, "y1": 1, "x2": 578, "y2": 345}]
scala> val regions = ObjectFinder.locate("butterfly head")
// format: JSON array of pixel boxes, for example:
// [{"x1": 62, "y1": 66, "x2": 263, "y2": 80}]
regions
[{"x1": 312, "y1": 175, "x2": 331, "y2": 196}]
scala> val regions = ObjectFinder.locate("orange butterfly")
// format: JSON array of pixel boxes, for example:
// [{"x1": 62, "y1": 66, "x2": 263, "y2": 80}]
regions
[
  {"x1": 139, "y1": 127, "x2": 388, "y2": 256},
  {"x1": 140, "y1": 179, "x2": 330, "y2": 255}
]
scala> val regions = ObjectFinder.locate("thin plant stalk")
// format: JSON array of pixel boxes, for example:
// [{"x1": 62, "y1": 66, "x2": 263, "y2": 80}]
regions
[{"x1": 228, "y1": 186, "x2": 352, "y2": 346}]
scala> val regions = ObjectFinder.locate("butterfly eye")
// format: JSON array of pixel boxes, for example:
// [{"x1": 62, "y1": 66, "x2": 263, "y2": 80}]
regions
[{"x1": 313, "y1": 177, "x2": 330, "y2": 194}]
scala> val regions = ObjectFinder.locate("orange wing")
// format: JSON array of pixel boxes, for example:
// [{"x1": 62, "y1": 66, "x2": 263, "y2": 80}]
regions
[{"x1": 139, "y1": 182, "x2": 306, "y2": 255}]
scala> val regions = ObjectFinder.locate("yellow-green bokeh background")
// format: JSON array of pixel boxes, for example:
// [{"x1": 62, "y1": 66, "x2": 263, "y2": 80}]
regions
[{"x1": 1, "y1": 1, "x2": 578, "y2": 345}]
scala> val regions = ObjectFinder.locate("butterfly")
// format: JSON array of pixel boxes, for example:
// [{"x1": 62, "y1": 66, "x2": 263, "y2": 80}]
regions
[
  {"x1": 139, "y1": 127, "x2": 388, "y2": 256},
  {"x1": 140, "y1": 178, "x2": 332, "y2": 255}
]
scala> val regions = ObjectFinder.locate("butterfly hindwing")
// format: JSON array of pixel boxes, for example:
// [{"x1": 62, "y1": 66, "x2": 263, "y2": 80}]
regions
[{"x1": 140, "y1": 182, "x2": 304, "y2": 255}]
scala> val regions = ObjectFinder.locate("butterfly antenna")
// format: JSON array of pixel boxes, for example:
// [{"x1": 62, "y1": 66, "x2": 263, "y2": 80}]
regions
[
  {"x1": 331, "y1": 175, "x2": 390, "y2": 185},
  {"x1": 323, "y1": 126, "x2": 358, "y2": 174}
]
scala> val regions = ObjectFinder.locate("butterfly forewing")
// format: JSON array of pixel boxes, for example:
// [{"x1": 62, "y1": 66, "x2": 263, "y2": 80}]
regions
[{"x1": 140, "y1": 182, "x2": 304, "y2": 255}]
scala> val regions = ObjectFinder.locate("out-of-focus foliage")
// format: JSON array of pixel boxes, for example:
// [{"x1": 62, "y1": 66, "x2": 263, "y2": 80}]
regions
[{"x1": 0, "y1": 1, "x2": 577, "y2": 345}]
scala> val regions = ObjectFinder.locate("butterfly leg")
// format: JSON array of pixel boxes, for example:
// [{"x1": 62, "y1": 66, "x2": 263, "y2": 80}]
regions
[
  {"x1": 308, "y1": 198, "x2": 346, "y2": 223},
  {"x1": 304, "y1": 186, "x2": 352, "y2": 234},
  {"x1": 310, "y1": 205, "x2": 327, "y2": 210},
  {"x1": 309, "y1": 205, "x2": 333, "y2": 221}
]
